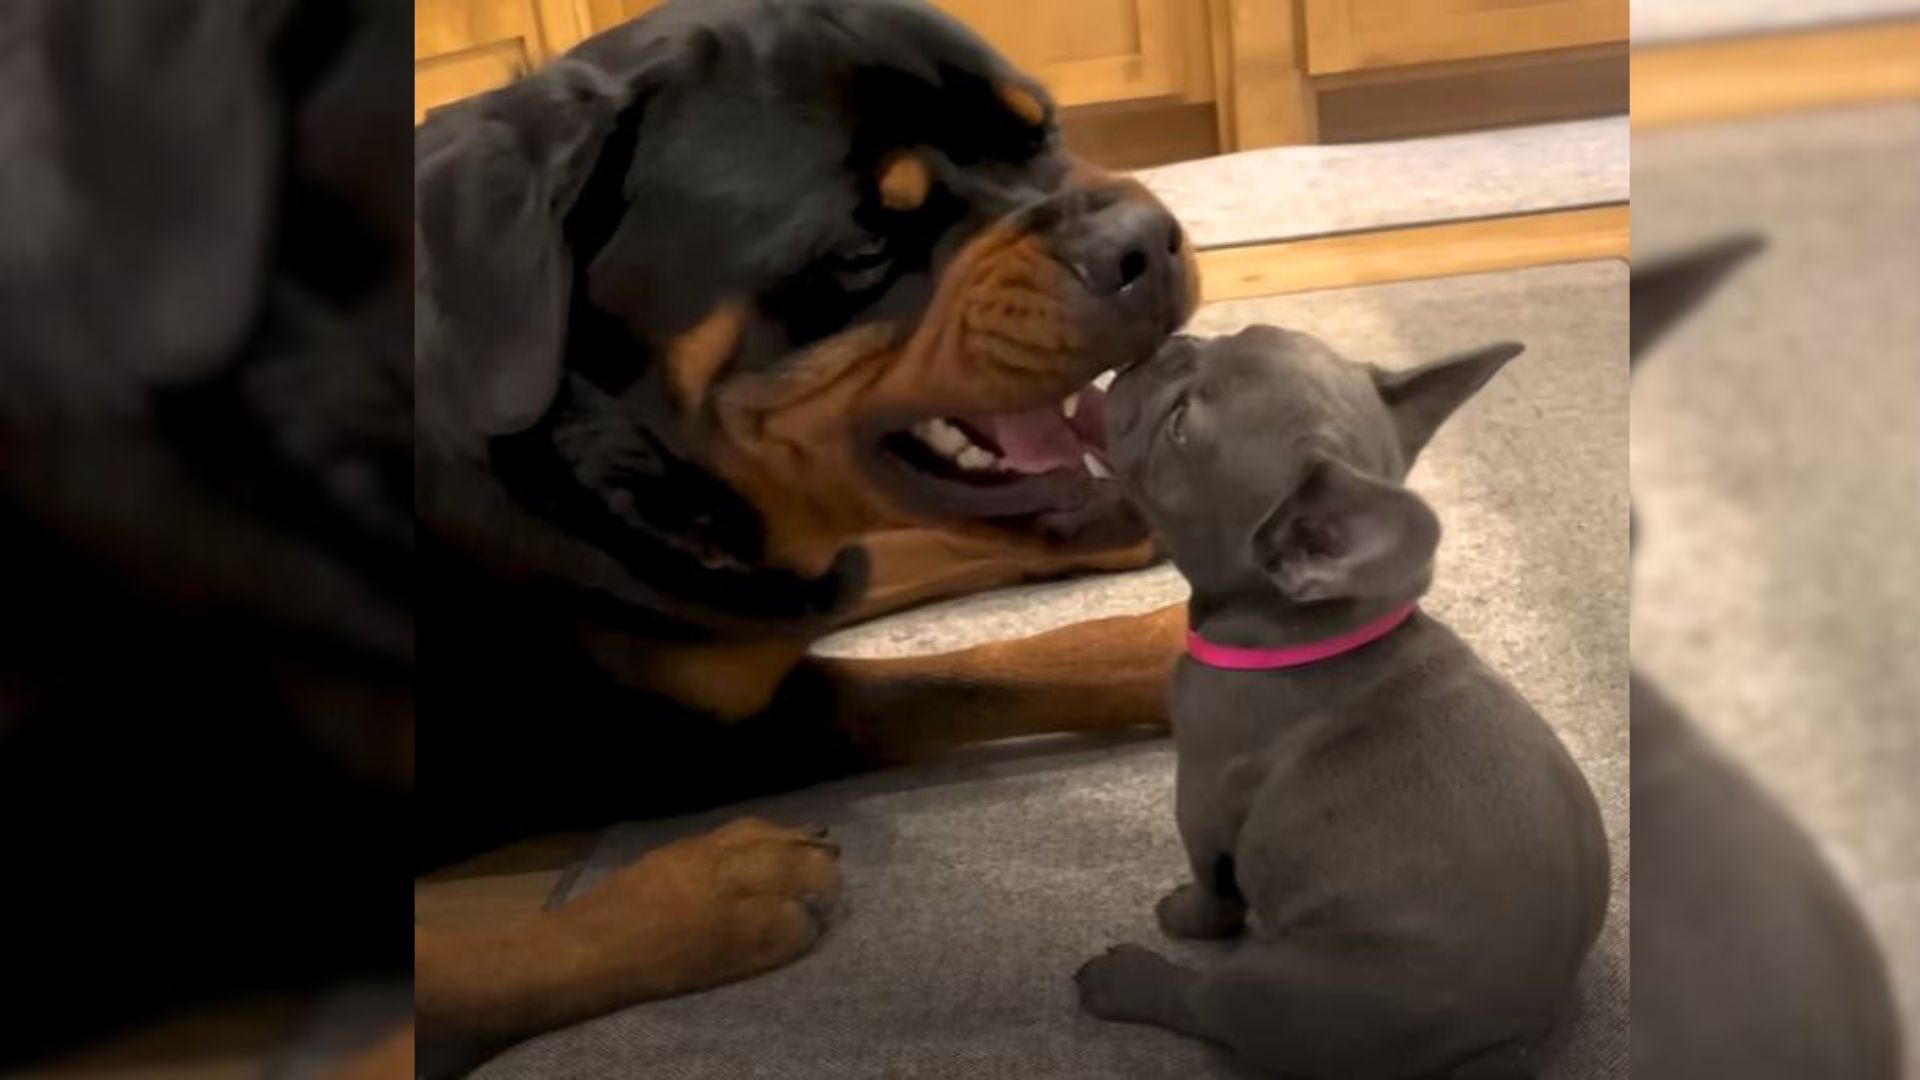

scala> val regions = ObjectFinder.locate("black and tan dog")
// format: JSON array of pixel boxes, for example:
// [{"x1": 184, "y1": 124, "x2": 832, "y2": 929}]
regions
[
  {"x1": 415, "y1": 0, "x2": 1199, "y2": 1063},
  {"x1": 3, "y1": 0, "x2": 416, "y2": 1072}
]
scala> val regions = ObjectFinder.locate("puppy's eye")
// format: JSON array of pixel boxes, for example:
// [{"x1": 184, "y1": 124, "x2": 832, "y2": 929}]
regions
[
  {"x1": 1168, "y1": 401, "x2": 1190, "y2": 446},
  {"x1": 831, "y1": 235, "x2": 893, "y2": 293}
]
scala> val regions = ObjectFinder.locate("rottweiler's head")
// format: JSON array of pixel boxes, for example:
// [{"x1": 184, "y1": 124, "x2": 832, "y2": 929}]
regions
[{"x1": 417, "y1": 0, "x2": 1196, "y2": 624}]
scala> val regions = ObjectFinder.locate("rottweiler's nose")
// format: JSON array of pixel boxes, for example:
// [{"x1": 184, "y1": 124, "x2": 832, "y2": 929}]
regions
[{"x1": 1058, "y1": 196, "x2": 1185, "y2": 298}]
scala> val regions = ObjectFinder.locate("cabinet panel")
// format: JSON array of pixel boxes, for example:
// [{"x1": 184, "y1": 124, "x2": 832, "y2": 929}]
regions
[
  {"x1": 416, "y1": 0, "x2": 546, "y2": 61},
  {"x1": 415, "y1": 0, "x2": 595, "y2": 121},
  {"x1": 932, "y1": 0, "x2": 1195, "y2": 106},
  {"x1": 571, "y1": 1, "x2": 1215, "y2": 109},
  {"x1": 415, "y1": 39, "x2": 532, "y2": 122},
  {"x1": 1042, "y1": 0, "x2": 1141, "y2": 64},
  {"x1": 1304, "y1": 0, "x2": 1626, "y2": 75},
  {"x1": 585, "y1": 0, "x2": 665, "y2": 29}
]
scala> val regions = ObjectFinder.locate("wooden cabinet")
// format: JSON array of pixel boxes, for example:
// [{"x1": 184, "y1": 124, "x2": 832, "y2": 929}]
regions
[
  {"x1": 583, "y1": 0, "x2": 668, "y2": 28},
  {"x1": 414, "y1": 0, "x2": 1627, "y2": 162},
  {"x1": 1303, "y1": 0, "x2": 1627, "y2": 74},
  {"x1": 929, "y1": 0, "x2": 1212, "y2": 106},
  {"x1": 414, "y1": 0, "x2": 598, "y2": 122}
]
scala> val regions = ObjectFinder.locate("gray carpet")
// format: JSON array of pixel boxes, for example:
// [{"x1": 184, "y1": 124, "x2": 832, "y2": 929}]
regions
[
  {"x1": 473, "y1": 260, "x2": 1629, "y2": 1079},
  {"x1": 1135, "y1": 118, "x2": 1626, "y2": 251},
  {"x1": 1633, "y1": 102, "x2": 1920, "y2": 1078}
]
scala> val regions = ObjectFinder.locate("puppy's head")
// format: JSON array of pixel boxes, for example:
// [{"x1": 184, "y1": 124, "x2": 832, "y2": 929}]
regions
[
  {"x1": 416, "y1": 0, "x2": 1196, "y2": 620},
  {"x1": 1105, "y1": 327, "x2": 1520, "y2": 610}
]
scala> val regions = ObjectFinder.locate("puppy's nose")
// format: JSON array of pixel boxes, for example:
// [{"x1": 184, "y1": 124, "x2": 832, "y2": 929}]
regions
[{"x1": 1057, "y1": 196, "x2": 1185, "y2": 299}]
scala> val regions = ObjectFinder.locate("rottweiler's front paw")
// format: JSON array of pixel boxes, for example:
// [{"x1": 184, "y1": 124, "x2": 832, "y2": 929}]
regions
[
  {"x1": 1074, "y1": 943, "x2": 1178, "y2": 1023},
  {"x1": 558, "y1": 816, "x2": 842, "y2": 1000},
  {"x1": 667, "y1": 817, "x2": 843, "y2": 981}
]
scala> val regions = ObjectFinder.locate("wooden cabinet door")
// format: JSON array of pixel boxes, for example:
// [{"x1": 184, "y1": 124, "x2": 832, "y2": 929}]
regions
[
  {"x1": 930, "y1": 0, "x2": 1208, "y2": 107},
  {"x1": 415, "y1": 0, "x2": 597, "y2": 122},
  {"x1": 423, "y1": 0, "x2": 1214, "y2": 119},
  {"x1": 1303, "y1": 0, "x2": 1627, "y2": 75},
  {"x1": 591, "y1": 1, "x2": 1212, "y2": 109},
  {"x1": 583, "y1": 0, "x2": 666, "y2": 29}
]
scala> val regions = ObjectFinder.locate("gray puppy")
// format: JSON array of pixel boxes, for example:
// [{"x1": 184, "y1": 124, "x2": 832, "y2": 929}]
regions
[{"x1": 1075, "y1": 327, "x2": 1610, "y2": 1078}]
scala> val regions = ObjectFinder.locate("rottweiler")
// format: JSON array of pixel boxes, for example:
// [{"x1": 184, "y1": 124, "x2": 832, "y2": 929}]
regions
[
  {"x1": 1, "y1": 0, "x2": 412, "y2": 1068},
  {"x1": 413, "y1": 0, "x2": 1199, "y2": 1064}
]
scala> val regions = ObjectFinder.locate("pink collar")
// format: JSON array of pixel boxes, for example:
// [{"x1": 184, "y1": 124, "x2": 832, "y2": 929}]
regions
[{"x1": 1186, "y1": 604, "x2": 1416, "y2": 671}]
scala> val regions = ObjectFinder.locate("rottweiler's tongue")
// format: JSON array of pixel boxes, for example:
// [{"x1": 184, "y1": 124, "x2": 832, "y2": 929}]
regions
[{"x1": 965, "y1": 386, "x2": 1109, "y2": 475}]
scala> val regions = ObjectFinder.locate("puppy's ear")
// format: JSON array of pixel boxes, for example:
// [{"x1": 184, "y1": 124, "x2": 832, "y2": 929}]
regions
[
  {"x1": 1255, "y1": 456, "x2": 1440, "y2": 603},
  {"x1": 1372, "y1": 341, "x2": 1522, "y2": 464},
  {"x1": 1627, "y1": 237, "x2": 1763, "y2": 562},
  {"x1": 414, "y1": 59, "x2": 649, "y2": 454},
  {"x1": 1631, "y1": 235, "x2": 1764, "y2": 365}
]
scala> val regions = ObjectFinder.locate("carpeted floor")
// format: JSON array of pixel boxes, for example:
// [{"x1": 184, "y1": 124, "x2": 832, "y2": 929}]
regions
[
  {"x1": 1131, "y1": 118, "x2": 1626, "y2": 251},
  {"x1": 1633, "y1": 101, "x2": 1920, "y2": 1078},
  {"x1": 473, "y1": 259, "x2": 1630, "y2": 1080}
]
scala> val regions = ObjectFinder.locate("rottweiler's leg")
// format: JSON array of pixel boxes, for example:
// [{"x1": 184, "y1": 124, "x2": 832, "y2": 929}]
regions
[
  {"x1": 819, "y1": 600, "x2": 1186, "y2": 763},
  {"x1": 316, "y1": 1020, "x2": 415, "y2": 1080},
  {"x1": 842, "y1": 528, "x2": 1160, "y2": 625},
  {"x1": 415, "y1": 818, "x2": 839, "y2": 1068}
]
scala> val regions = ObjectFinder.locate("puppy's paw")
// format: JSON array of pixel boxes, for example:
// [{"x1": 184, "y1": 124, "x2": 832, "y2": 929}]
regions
[
  {"x1": 558, "y1": 816, "x2": 842, "y2": 1001},
  {"x1": 1074, "y1": 944, "x2": 1178, "y2": 1023},
  {"x1": 1155, "y1": 882, "x2": 1246, "y2": 940}
]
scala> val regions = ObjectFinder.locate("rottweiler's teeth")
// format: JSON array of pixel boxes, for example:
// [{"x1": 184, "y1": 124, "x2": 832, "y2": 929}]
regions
[
  {"x1": 1084, "y1": 452, "x2": 1112, "y2": 479},
  {"x1": 911, "y1": 418, "x2": 972, "y2": 458},
  {"x1": 1061, "y1": 394, "x2": 1080, "y2": 419},
  {"x1": 955, "y1": 446, "x2": 998, "y2": 471},
  {"x1": 910, "y1": 418, "x2": 1001, "y2": 470}
]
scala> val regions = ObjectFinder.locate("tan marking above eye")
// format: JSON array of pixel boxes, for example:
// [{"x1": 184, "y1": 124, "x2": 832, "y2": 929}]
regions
[
  {"x1": 667, "y1": 303, "x2": 747, "y2": 411},
  {"x1": 998, "y1": 83, "x2": 1046, "y2": 127},
  {"x1": 877, "y1": 151, "x2": 930, "y2": 211}
]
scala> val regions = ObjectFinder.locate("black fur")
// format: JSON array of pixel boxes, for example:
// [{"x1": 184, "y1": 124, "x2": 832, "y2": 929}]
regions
[{"x1": 1, "y1": 0, "x2": 411, "y2": 1063}]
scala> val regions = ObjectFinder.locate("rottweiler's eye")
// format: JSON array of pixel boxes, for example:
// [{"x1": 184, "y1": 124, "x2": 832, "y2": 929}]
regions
[{"x1": 831, "y1": 236, "x2": 893, "y2": 293}]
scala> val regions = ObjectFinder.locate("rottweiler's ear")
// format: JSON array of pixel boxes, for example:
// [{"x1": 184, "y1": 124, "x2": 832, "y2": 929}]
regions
[
  {"x1": 1631, "y1": 235, "x2": 1764, "y2": 365},
  {"x1": 1371, "y1": 341, "x2": 1522, "y2": 465},
  {"x1": 415, "y1": 60, "x2": 644, "y2": 453},
  {"x1": 1255, "y1": 456, "x2": 1440, "y2": 604}
]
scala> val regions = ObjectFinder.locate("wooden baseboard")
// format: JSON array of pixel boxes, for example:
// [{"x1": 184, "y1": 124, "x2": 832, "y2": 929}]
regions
[
  {"x1": 1196, "y1": 204, "x2": 1629, "y2": 302},
  {"x1": 1633, "y1": 18, "x2": 1920, "y2": 128},
  {"x1": 1061, "y1": 101, "x2": 1221, "y2": 170},
  {"x1": 1316, "y1": 45, "x2": 1626, "y2": 144}
]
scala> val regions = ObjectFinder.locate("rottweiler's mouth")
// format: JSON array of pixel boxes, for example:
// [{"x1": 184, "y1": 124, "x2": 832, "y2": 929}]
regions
[
  {"x1": 868, "y1": 380, "x2": 1144, "y2": 548},
  {"x1": 887, "y1": 385, "x2": 1111, "y2": 482}
]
